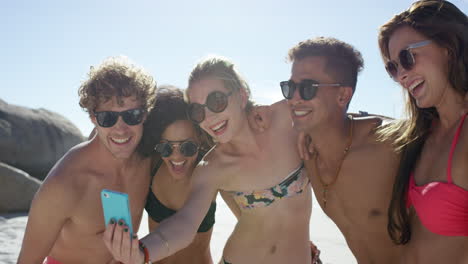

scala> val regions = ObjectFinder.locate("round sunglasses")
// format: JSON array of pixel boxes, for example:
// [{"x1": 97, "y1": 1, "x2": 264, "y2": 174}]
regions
[
  {"x1": 187, "y1": 90, "x2": 233, "y2": 123},
  {"x1": 93, "y1": 108, "x2": 145, "y2": 128},
  {"x1": 280, "y1": 79, "x2": 341, "y2": 100},
  {"x1": 154, "y1": 140, "x2": 199, "y2": 158},
  {"x1": 385, "y1": 40, "x2": 432, "y2": 80}
]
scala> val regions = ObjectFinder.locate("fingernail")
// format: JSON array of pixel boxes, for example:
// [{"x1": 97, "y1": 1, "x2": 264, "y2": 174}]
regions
[
  {"x1": 118, "y1": 220, "x2": 124, "y2": 226},
  {"x1": 133, "y1": 234, "x2": 138, "y2": 239},
  {"x1": 109, "y1": 219, "x2": 115, "y2": 225},
  {"x1": 124, "y1": 228, "x2": 128, "y2": 232}
]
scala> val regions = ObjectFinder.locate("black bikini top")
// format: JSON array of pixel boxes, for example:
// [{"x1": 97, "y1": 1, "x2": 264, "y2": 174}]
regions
[{"x1": 144, "y1": 153, "x2": 216, "y2": 233}]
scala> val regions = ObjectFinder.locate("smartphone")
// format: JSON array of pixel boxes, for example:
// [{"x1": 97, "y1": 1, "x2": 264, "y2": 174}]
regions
[{"x1": 101, "y1": 189, "x2": 134, "y2": 237}]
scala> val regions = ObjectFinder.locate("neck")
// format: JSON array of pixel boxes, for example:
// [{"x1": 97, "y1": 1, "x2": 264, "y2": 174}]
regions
[
  {"x1": 307, "y1": 114, "x2": 353, "y2": 167},
  {"x1": 219, "y1": 113, "x2": 261, "y2": 155},
  {"x1": 91, "y1": 137, "x2": 140, "y2": 172},
  {"x1": 434, "y1": 87, "x2": 467, "y2": 132}
]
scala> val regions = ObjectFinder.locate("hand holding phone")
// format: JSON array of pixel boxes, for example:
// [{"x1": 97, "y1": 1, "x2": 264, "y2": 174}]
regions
[{"x1": 101, "y1": 189, "x2": 134, "y2": 237}]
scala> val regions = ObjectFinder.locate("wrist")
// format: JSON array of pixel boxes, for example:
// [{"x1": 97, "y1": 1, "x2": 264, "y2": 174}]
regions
[{"x1": 139, "y1": 240, "x2": 150, "y2": 264}]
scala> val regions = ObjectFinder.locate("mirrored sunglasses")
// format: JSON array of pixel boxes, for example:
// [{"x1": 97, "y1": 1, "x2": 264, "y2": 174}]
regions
[
  {"x1": 154, "y1": 140, "x2": 199, "y2": 158},
  {"x1": 385, "y1": 40, "x2": 432, "y2": 80}
]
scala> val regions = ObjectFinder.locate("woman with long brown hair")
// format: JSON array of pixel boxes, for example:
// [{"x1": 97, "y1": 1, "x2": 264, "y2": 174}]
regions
[{"x1": 378, "y1": 1, "x2": 468, "y2": 263}]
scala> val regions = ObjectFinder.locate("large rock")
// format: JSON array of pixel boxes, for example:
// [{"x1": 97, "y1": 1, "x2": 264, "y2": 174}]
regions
[
  {"x1": 0, "y1": 99, "x2": 84, "y2": 180},
  {"x1": 0, "y1": 162, "x2": 41, "y2": 213}
]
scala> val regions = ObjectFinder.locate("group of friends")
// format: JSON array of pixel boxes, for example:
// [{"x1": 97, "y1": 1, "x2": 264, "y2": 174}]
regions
[{"x1": 17, "y1": 1, "x2": 468, "y2": 263}]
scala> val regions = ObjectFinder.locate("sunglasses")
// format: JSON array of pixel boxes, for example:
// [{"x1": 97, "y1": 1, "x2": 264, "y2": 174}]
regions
[
  {"x1": 385, "y1": 40, "x2": 432, "y2": 80},
  {"x1": 280, "y1": 79, "x2": 341, "y2": 100},
  {"x1": 187, "y1": 90, "x2": 233, "y2": 123},
  {"x1": 93, "y1": 108, "x2": 145, "y2": 128},
  {"x1": 154, "y1": 140, "x2": 199, "y2": 158}
]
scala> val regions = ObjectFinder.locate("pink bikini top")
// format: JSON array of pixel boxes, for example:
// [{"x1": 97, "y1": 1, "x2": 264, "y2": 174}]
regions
[{"x1": 407, "y1": 114, "x2": 468, "y2": 236}]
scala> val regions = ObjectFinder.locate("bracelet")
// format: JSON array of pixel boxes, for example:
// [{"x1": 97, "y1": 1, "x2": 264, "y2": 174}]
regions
[
  {"x1": 155, "y1": 229, "x2": 170, "y2": 254},
  {"x1": 138, "y1": 240, "x2": 150, "y2": 264}
]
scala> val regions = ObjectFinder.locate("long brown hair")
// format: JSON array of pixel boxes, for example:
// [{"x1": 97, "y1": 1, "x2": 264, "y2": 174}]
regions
[{"x1": 378, "y1": 0, "x2": 468, "y2": 244}]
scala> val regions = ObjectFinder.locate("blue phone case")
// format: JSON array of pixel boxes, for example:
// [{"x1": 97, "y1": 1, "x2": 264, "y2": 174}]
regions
[{"x1": 101, "y1": 189, "x2": 134, "y2": 237}]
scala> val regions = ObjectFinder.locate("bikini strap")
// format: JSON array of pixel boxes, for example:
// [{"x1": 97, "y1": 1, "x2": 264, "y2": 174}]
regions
[{"x1": 447, "y1": 113, "x2": 468, "y2": 183}]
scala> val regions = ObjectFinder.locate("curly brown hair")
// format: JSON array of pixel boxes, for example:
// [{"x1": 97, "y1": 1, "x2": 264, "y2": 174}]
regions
[
  {"x1": 78, "y1": 56, "x2": 157, "y2": 114},
  {"x1": 288, "y1": 37, "x2": 364, "y2": 92}
]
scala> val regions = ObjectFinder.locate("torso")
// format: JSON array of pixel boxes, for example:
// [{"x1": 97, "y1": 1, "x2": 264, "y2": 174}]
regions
[
  {"x1": 209, "y1": 102, "x2": 312, "y2": 264},
  {"x1": 148, "y1": 160, "x2": 214, "y2": 264},
  {"x1": 304, "y1": 116, "x2": 402, "y2": 264},
  {"x1": 403, "y1": 114, "x2": 468, "y2": 264},
  {"x1": 48, "y1": 144, "x2": 151, "y2": 264}
]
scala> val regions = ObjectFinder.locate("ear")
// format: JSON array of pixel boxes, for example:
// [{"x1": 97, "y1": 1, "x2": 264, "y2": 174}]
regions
[
  {"x1": 90, "y1": 113, "x2": 98, "y2": 126},
  {"x1": 337, "y1": 86, "x2": 353, "y2": 108}
]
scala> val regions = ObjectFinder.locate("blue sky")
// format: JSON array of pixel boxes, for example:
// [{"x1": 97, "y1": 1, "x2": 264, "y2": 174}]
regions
[{"x1": 2, "y1": 0, "x2": 468, "y2": 136}]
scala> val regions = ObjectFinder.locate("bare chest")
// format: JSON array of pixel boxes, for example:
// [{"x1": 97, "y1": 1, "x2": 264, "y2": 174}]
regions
[
  {"x1": 414, "y1": 137, "x2": 453, "y2": 184},
  {"x1": 67, "y1": 165, "x2": 151, "y2": 237},
  {"x1": 306, "y1": 149, "x2": 396, "y2": 225}
]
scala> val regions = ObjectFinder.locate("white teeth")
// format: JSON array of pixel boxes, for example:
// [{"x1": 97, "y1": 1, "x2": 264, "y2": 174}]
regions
[
  {"x1": 409, "y1": 80, "x2": 424, "y2": 93},
  {"x1": 171, "y1": 160, "x2": 185, "y2": 166},
  {"x1": 111, "y1": 137, "x2": 130, "y2": 143},
  {"x1": 294, "y1": 110, "x2": 310, "y2": 117},
  {"x1": 211, "y1": 121, "x2": 226, "y2": 131}
]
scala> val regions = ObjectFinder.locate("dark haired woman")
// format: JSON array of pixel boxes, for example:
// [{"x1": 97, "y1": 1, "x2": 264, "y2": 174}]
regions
[{"x1": 138, "y1": 86, "x2": 216, "y2": 264}]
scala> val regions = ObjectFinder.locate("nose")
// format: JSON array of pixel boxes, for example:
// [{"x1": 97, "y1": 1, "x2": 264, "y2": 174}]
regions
[
  {"x1": 288, "y1": 86, "x2": 304, "y2": 106},
  {"x1": 396, "y1": 66, "x2": 409, "y2": 84},
  {"x1": 171, "y1": 144, "x2": 183, "y2": 158},
  {"x1": 113, "y1": 116, "x2": 128, "y2": 130},
  {"x1": 203, "y1": 107, "x2": 217, "y2": 122}
]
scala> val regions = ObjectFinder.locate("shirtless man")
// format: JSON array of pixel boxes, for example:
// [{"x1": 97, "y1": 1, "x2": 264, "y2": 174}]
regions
[
  {"x1": 284, "y1": 37, "x2": 402, "y2": 263},
  {"x1": 17, "y1": 56, "x2": 156, "y2": 264}
]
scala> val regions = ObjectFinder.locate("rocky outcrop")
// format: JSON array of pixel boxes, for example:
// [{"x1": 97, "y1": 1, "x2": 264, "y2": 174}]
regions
[
  {"x1": 0, "y1": 162, "x2": 41, "y2": 213},
  {"x1": 0, "y1": 99, "x2": 84, "y2": 180}
]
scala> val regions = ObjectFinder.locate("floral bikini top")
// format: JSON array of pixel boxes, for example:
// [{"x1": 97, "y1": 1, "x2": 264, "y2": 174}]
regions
[{"x1": 228, "y1": 163, "x2": 309, "y2": 210}]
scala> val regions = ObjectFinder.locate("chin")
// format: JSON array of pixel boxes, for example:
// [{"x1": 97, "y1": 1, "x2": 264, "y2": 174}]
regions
[
  {"x1": 170, "y1": 172, "x2": 189, "y2": 181},
  {"x1": 414, "y1": 99, "x2": 433, "y2": 109}
]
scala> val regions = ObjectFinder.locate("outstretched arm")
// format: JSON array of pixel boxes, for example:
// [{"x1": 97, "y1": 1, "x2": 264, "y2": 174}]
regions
[{"x1": 103, "y1": 165, "x2": 219, "y2": 263}]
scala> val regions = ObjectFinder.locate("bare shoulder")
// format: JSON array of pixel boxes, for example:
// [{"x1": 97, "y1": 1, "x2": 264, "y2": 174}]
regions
[
  {"x1": 41, "y1": 141, "x2": 95, "y2": 198},
  {"x1": 193, "y1": 146, "x2": 225, "y2": 187},
  {"x1": 350, "y1": 113, "x2": 396, "y2": 154},
  {"x1": 350, "y1": 113, "x2": 393, "y2": 137},
  {"x1": 269, "y1": 99, "x2": 291, "y2": 121},
  {"x1": 266, "y1": 99, "x2": 296, "y2": 136},
  {"x1": 29, "y1": 142, "x2": 96, "y2": 219}
]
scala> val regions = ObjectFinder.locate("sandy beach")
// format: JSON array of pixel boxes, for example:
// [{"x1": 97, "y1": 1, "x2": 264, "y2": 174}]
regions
[{"x1": 0, "y1": 195, "x2": 355, "y2": 264}]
